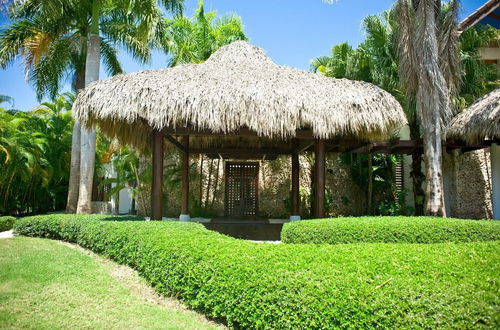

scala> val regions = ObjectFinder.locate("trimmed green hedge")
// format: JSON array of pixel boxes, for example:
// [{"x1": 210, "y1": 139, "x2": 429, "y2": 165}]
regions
[
  {"x1": 0, "y1": 216, "x2": 16, "y2": 232},
  {"x1": 14, "y1": 215, "x2": 500, "y2": 329},
  {"x1": 281, "y1": 216, "x2": 500, "y2": 244}
]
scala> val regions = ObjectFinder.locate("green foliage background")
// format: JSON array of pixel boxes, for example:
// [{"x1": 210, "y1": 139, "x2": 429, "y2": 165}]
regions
[{"x1": 0, "y1": 95, "x2": 74, "y2": 215}]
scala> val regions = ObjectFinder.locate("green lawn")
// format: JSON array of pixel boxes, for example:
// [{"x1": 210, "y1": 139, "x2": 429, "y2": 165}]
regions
[{"x1": 0, "y1": 237, "x2": 217, "y2": 329}]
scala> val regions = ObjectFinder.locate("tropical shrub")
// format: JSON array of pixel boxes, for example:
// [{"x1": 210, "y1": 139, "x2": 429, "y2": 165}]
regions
[
  {"x1": 281, "y1": 217, "x2": 500, "y2": 244},
  {"x1": 0, "y1": 216, "x2": 15, "y2": 231},
  {"x1": 0, "y1": 95, "x2": 73, "y2": 216},
  {"x1": 12, "y1": 214, "x2": 142, "y2": 239},
  {"x1": 14, "y1": 215, "x2": 500, "y2": 329}
]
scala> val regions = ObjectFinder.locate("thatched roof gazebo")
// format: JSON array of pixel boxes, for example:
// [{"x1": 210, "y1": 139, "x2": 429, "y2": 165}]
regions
[
  {"x1": 447, "y1": 88, "x2": 500, "y2": 219},
  {"x1": 74, "y1": 41, "x2": 406, "y2": 220}
]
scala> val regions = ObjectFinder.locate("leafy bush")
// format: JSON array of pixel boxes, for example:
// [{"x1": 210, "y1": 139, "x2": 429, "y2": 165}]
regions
[
  {"x1": 281, "y1": 216, "x2": 500, "y2": 244},
  {"x1": 13, "y1": 214, "x2": 142, "y2": 240},
  {"x1": 0, "y1": 216, "x2": 16, "y2": 231},
  {"x1": 14, "y1": 215, "x2": 500, "y2": 329}
]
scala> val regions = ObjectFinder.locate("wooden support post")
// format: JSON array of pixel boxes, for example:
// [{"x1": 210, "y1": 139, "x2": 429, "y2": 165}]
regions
[
  {"x1": 180, "y1": 135, "x2": 190, "y2": 221},
  {"x1": 151, "y1": 129, "x2": 164, "y2": 220},
  {"x1": 291, "y1": 140, "x2": 300, "y2": 221},
  {"x1": 314, "y1": 139, "x2": 326, "y2": 218}
]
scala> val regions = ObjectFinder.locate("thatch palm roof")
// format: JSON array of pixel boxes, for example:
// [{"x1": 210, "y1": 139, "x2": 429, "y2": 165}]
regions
[
  {"x1": 447, "y1": 88, "x2": 500, "y2": 145},
  {"x1": 73, "y1": 41, "x2": 406, "y2": 152}
]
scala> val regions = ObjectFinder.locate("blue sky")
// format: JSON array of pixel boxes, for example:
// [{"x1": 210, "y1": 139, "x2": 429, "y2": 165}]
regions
[{"x1": 0, "y1": 0, "x2": 487, "y2": 110}]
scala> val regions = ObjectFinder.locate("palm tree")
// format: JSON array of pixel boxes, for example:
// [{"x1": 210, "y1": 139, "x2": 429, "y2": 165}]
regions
[
  {"x1": 0, "y1": 94, "x2": 74, "y2": 215},
  {"x1": 311, "y1": 19, "x2": 412, "y2": 215},
  {"x1": 319, "y1": 0, "x2": 459, "y2": 216},
  {"x1": 1, "y1": 3, "x2": 117, "y2": 213},
  {"x1": 1, "y1": 8, "x2": 89, "y2": 214},
  {"x1": 76, "y1": 0, "x2": 183, "y2": 214},
  {"x1": 1, "y1": 0, "x2": 183, "y2": 213},
  {"x1": 394, "y1": 0, "x2": 460, "y2": 216},
  {"x1": 162, "y1": 0, "x2": 247, "y2": 67},
  {"x1": 313, "y1": 3, "x2": 496, "y2": 215}
]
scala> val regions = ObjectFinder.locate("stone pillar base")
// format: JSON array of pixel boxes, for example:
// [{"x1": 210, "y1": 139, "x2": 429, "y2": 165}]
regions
[
  {"x1": 289, "y1": 215, "x2": 301, "y2": 221},
  {"x1": 179, "y1": 214, "x2": 191, "y2": 222}
]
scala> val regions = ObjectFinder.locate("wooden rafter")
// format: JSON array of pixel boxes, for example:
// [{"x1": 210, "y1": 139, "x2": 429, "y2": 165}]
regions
[
  {"x1": 164, "y1": 127, "x2": 316, "y2": 139},
  {"x1": 164, "y1": 135, "x2": 187, "y2": 153},
  {"x1": 189, "y1": 147, "x2": 292, "y2": 155}
]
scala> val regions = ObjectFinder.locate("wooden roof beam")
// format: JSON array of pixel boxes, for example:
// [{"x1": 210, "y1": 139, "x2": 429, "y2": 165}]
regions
[
  {"x1": 349, "y1": 144, "x2": 373, "y2": 154},
  {"x1": 164, "y1": 127, "x2": 317, "y2": 139},
  {"x1": 164, "y1": 135, "x2": 187, "y2": 153},
  {"x1": 189, "y1": 147, "x2": 292, "y2": 155},
  {"x1": 294, "y1": 140, "x2": 315, "y2": 154}
]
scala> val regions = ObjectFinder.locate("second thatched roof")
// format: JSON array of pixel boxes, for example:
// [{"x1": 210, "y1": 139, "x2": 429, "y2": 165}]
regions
[
  {"x1": 447, "y1": 88, "x2": 500, "y2": 145},
  {"x1": 73, "y1": 41, "x2": 406, "y2": 151}
]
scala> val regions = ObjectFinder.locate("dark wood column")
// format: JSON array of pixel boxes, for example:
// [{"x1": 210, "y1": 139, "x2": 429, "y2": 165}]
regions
[
  {"x1": 151, "y1": 129, "x2": 164, "y2": 220},
  {"x1": 291, "y1": 140, "x2": 300, "y2": 218},
  {"x1": 314, "y1": 139, "x2": 326, "y2": 218},
  {"x1": 180, "y1": 136, "x2": 190, "y2": 217}
]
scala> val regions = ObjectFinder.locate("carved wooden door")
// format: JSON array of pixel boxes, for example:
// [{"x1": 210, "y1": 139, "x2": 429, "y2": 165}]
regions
[{"x1": 225, "y1": 162, "x2": 259, "y2": 217}]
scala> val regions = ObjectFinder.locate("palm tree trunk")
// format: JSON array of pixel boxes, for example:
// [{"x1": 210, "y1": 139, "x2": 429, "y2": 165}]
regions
[
  {"x1": 417, "y1": 0, "x2": 447, "y2": 217},
  {"x1": 77, "y1": 0, "x2": 100, "y2": 214},
  {"x1": 420, "y1": 101, "x2": 445, "y2": 216},
  {"x1": 409, "y1": 123, "x2": 425, "y2": 215},
  {"x1": 66, "y1": 63, "x2": 85, "y2": 213},
  {"x1": 66, "y1": 122, "x2": 81, "y2": 213},
  {"x1": 410, "y1": 151, "x2": 425, "y2": 215}
]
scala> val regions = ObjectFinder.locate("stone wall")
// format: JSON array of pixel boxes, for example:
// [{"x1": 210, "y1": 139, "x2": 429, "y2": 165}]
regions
[
  {"x1": 137, "y1": 152, "x2": 365, "y2": 218},
  {"x1": 136, "y1": 148, "x2": 493, "y2": 220},
  {"x1": 443, "y1": 149, "x2": 492, "y2": 219},
  {"x1": 326, "y1": 154, "x2": 367, "y2": 216}
]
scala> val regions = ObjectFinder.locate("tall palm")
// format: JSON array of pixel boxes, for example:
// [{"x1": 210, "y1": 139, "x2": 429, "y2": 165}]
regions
[
  {"x1": 1, "y1": 0, "x2": 183, "y2": 213},
  {"x1": 77, "y1": 0, "x2": 184, "y2": 214},
  {"x1": 313, "y1": 4, "x2": 489, "y2": 215},
  {"x1": 395, "y1": 0, "x2": 460, "y2": 216},
  {"x1": 320, "y1": 0, "x2": 459, "y2": 216},
  {"x1": 1, "y1": 8, "x2": 89, "y2": 214},
  {"x1": 162, "y1": 0, "x2": 247, "y2": 67},
  {"x1": 1, "y1": 4, "x2": 110, "y2": 213}
]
